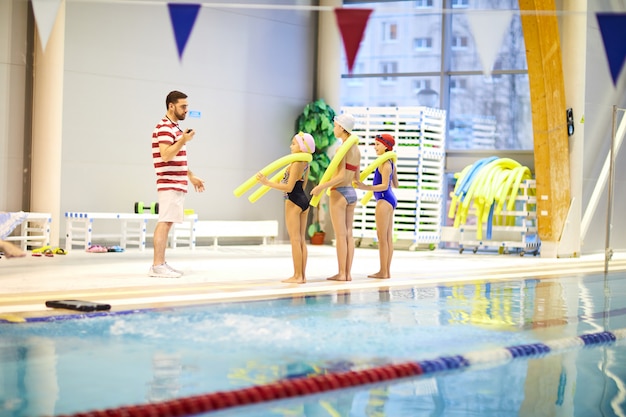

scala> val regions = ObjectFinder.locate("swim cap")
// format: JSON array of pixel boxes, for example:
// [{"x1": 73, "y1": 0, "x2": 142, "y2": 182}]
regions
[
  {"x1": 295, "y1": 132, "x2": 315, "y2": 153},
  {"x1": 375, "y1": 133, "x2": 395, "y2": 151},
  {"x1": 334, "y1": 113, "x2": 355, "y2": 133}
]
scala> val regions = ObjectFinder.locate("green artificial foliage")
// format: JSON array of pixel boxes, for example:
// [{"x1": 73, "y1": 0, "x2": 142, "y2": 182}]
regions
[
  {"x1": 295, "y1": 99, "x2": 337, "y2": 184},
  {"x1": 295, "y1": 99, "x2": 337, "y2": 237}
]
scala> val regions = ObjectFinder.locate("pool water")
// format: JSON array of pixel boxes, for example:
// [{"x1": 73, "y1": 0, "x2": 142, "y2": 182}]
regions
[{"x1": 1, "y1": 272, "x2": 626, "y2": 416}]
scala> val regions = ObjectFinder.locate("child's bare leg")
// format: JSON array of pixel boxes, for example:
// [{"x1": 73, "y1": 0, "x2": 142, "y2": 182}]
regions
[
  {"x1": 386, "y1": 208, "x2": 394, "y2": 276},
  {"x1": 327, "y1": 193, "x2": 351, "y2": 281},
  {"x1": 300, "y1": 208, "x2": 308, "y2": 280},
  {"x1": 284, "y1": 203, "x2": 306, "y2": 284},
  {"x1": 344, "y1": 202, "x2": 356, "y2": 281},
  {"x1": 368, "y1": 201, "x2": 393, "y2": 279}
]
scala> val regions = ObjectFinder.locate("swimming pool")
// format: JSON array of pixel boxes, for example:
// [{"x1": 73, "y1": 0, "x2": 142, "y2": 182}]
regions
[{"x1": 1, "y1": 271, "x2": 625, "y2": 416}]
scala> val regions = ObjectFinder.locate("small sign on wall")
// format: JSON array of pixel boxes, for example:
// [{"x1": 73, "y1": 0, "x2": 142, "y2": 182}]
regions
[{"x1": 188, "y1": 110, "x2": 201, "y2": 118}]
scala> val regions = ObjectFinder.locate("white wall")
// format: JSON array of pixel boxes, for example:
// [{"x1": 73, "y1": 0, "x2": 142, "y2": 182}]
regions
[
  {"x1": 4, "y1": 0, "x2": 625, "y2": 253},
  {"x1": 37, "y1": 1, "x2": 317, "y2": 242},
  {"x1": 581, "y1": 1, "x2": 626, "y2": 253},
  {"x1": 0, "y1": 0, "x2": 29, "y2": 212}
]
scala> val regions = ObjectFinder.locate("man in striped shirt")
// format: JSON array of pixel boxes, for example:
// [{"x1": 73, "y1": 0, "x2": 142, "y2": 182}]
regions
[{"x1": 150, "y1": 90, "x2": 205, "y2": 278}]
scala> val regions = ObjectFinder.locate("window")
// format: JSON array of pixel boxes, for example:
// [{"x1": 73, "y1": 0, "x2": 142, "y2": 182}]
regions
[
  {"x1": 413, "y1": 37, "x2": 433, "y2": 51},
  {"x1": 452, "y1": 0, "x2": 469, "y2": 8},
  {"x1": 382, "y1": 22, "x2": 398, "y2": 42},
  {"x1": 380, "y1": 61, "x2": 398, "y2": 82},
  {"x1": 450, "y1": 78, "x2": 467, "y2": 90},
  {"x1": 413, "y1": 79, "x2": 432, "y2": 93},
  {"x1": 340, "y1": 1, "x2": 531, "y2": 151},
  {"x1": 450, "y1": 8, "x2": 526, "y2": 72},
  {"x1": 451, "y1": 35, "x2": 469, "y2": 50},
  {"x1": 415, "y1": 0, "x2": 433, "y2": 8},
  {"x1": 448, "y1": 74, "x2": 531, "y2": 150}
]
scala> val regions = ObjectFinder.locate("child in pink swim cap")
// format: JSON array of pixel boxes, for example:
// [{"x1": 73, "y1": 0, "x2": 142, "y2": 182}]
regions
[
  {"x1": 294, "y1": 132, "x2": 316, "y2": 154},
  {"x1": 255, "y1": 132, "x2": 315, "y2": 284}
]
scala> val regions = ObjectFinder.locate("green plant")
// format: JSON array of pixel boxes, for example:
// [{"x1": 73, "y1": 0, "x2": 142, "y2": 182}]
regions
[
  {"x1": 295, "y1": 99, "x2": 337, "y2": 184},
  {"x1": 295, "y1": 99, "x2": 337, "y2": 237}
]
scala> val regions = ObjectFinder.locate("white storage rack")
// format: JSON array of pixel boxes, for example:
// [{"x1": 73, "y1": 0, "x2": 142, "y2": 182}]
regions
[
  {"x1": 4, "y1": 212, "x2": 51, "y2": 250},
  {"x1": 457, "y1": 179, "x2": 539, "y2": 256},
  {"x1": 345, "y1": 106, "x2": 446, "y2": 250}
]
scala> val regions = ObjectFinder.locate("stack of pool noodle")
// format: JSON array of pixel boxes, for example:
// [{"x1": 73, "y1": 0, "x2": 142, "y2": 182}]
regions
[{"x1": 448, "y1": 156, "x2": 533, "y2": 241}]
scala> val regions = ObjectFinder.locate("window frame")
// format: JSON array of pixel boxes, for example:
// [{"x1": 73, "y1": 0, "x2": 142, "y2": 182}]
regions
[
  {"x1": 381, "y1": 21, "x2": 399, "y2": 42},
  {"x1": 340, "y1": 0, "x2": 531, "y2": 151}
]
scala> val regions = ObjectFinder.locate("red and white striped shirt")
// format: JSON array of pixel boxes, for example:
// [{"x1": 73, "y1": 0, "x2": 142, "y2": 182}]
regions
[{"x1": 152, "y1": 117, "x2": 188, "y2": 193}]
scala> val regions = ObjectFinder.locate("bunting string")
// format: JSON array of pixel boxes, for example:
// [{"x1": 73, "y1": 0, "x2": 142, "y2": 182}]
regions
[
  {"x1": 43, "y1": 0, "x2": 598, "y2": 14},
  {"x1": 29, "y1": 1, "x2": 626, "y2": 84}
]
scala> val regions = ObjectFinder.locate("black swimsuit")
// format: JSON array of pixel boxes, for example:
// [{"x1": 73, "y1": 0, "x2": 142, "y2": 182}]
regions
[
  {"x1": 287, "y1": 180, "x2": 310, "y2": 212},
  {"x1": 283, "y1": 164, "x2": 310, "y2": 212}
]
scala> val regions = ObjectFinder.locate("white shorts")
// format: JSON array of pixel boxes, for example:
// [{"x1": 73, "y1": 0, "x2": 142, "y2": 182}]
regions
[{"x1": 157, "y1": 190, "x2": 185, "y2": 223}]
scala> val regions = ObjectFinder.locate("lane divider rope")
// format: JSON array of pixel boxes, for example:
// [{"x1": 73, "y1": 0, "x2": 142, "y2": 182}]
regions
[{"x1": 57, "y1": 328, "x2": 626, "y2": 417}]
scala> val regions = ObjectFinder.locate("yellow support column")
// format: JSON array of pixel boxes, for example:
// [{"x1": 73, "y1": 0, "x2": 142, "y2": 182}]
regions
[{"x1": 519, "y1": 0, "x2": 571, "y2": 257}]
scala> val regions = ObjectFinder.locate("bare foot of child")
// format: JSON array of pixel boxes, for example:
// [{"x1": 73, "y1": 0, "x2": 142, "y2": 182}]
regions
[
  {"x1": 326, "y1": 274, "x2": 351, "y2": 281},
  {"x1": 282, "y1": 276, "x2": 306, "y2": 284},
  {"x1": 367, "y1": 272, "x2": 390, "y2": 279}
]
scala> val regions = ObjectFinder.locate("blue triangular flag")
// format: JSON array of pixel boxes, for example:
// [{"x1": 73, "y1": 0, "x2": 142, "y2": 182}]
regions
[
  {"x1": 597, "y1": 13, "x2": 626, "y2": 86},
  {"x1": 168, "y1": 3, "x2": 201, "y2": 60}
]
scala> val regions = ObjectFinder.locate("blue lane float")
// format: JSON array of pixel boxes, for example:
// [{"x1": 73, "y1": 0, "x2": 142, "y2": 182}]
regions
[{"x1": 415, "y1": 328, "x2": 626, "y2": 374}]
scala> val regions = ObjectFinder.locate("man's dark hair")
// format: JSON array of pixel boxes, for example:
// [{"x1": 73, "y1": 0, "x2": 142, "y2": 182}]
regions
[{"x1": 166, "y1": 90, "x2": 188, "y2": 109}]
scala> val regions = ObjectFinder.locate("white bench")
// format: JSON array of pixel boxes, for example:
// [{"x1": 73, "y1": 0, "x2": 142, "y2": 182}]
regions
[
  {"x1": 171, "y1": 220, "x2": 279, "y2": 248},
  {"x1": 4, "y1": 212, "x2": 52, "y2": 250},
  {"x1": 65, "y1": 212, "x2": 197, "y2": 252}
]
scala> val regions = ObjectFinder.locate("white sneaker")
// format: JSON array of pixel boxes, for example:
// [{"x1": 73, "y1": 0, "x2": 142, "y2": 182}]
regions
[
  {"x1": 164, "y1": 263, "x2": 183, "y2": 275},
  {"x1": 149, "y1": 264, "x2": 182, "y2": 278}
]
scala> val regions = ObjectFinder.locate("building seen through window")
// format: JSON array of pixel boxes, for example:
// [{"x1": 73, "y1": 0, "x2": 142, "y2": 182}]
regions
[{"x1": 340, "y1": 0, "x2": 532, "y2": 150}]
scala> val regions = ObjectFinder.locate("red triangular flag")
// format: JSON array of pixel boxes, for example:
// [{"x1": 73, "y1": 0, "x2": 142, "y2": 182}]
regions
[
  {"x1": 334, "y1": 8, "x2": 373, "y2": 74},
  {"x1": 168, "y1": 3, "x2": 201, "y2": 61}
]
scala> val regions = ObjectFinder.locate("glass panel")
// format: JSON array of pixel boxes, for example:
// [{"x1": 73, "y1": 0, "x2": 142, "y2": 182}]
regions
[
  {"x1": 447, "y1": 73, "x2": 532, "y2": 150},
  {"x1": 450, "y1": 1, "x2": 527, "y2": 72},
  {"x1": 340, "y1": 1, "x2": 530, "y2": 150},
  {"x1": 341, "y1": 76, "x2": 441, "y2": 107},
  {"x1": 343, "y1": 1, "x2": 443, "y2": 74}
]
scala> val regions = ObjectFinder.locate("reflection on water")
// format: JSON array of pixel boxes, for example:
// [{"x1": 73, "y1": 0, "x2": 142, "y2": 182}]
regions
[
  {"x1": 0, "y1": 337, "x2": 58, "y2": 417},
  {"x1": 146, "y1": 352, "x2": 182, "y2": 402},
  {"x1": 1, "y1": 272, "x2": 625, "y2": 416}
]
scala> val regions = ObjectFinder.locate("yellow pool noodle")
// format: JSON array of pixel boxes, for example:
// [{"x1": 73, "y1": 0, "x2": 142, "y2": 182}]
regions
[
  {"x1": 506, "y1": 166, "x2": 532, "y2": 211},
  {"x1": 310, "y1": 135, "x2": 359, "y2": 207},
  {"x1": 448, "y1": 164, "x2": 473, "y2": 219},
  {"x1": 233, "y1": 153, "x2": 312, "y2": 197},
  {"x1": 358, "y1": 152, "x2": 397, "y2": 206},
  {"x1": 247, "y1": 166, "x2": 288, "y2": 203}
]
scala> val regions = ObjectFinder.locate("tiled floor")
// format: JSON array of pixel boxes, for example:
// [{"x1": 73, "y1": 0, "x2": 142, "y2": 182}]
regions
[{"x1": 1, "y1": 243, "x2": 625, "y2": 321}]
